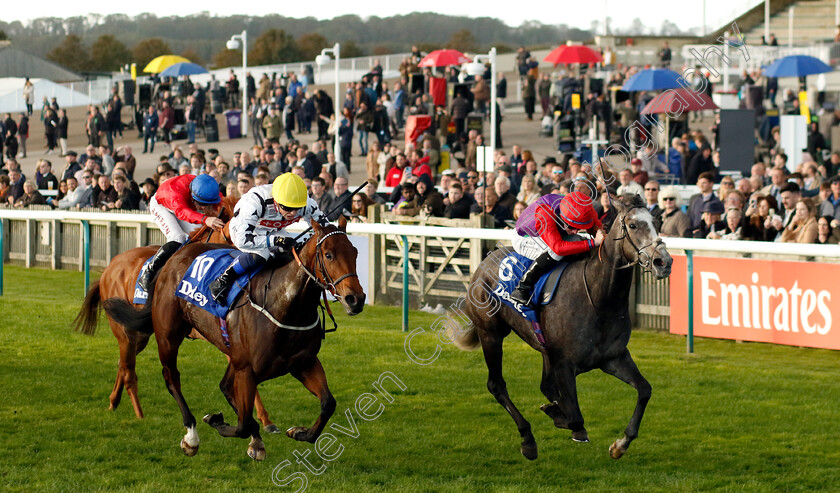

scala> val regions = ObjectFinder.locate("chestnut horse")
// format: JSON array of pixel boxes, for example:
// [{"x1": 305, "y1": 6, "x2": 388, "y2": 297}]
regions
[
  {"x1": 103, "y1": 217, "x2": 365, "y2": 460},
  {"x1": 454, "y1": 195, "x2": 672, "y2": 460},
  {"x1": 72, "y1": 197, "x2": 281, "y2": 431}
]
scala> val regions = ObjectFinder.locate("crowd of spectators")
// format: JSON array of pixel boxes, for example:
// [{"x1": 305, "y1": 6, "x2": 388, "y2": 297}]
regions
[{"x1": 2, "y1": 44, "x2": 840, "y2": 248}]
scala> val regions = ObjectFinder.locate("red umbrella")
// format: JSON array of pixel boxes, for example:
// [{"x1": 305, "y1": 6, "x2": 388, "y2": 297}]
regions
[
  {"x1": 543, "y1": 45, "x2": 603, "y2": 65},
  {"x1": 418, "y1": 49, "x2": 472, "y2": 67},
  {"x1": 641, "y1": 88, "x2": 718, "y2": 114}
]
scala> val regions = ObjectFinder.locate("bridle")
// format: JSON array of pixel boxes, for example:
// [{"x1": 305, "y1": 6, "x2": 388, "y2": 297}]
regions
[
  {"x1": 611, "y1": 205, "x2": 664, "y2": 273},
  {"x1": 292, "y1": 229, "x2": 359, "y2": 300},
  {"x1": 583, "y1": 204, "x2": 663, "y2": 308}
]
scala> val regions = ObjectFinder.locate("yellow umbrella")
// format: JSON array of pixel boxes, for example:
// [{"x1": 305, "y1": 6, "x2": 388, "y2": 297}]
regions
[{"x1": 143, "y1": 55, "x2": 191, "y2": 73}]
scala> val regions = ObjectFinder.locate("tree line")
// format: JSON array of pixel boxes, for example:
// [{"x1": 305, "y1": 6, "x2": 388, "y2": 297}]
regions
[{"x1": 0, "y1": 12, "x2": 591, "y2": 74}]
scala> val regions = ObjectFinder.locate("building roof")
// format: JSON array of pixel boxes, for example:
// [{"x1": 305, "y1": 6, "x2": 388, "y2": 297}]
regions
[{"x1": 0, "y1": 41, "x2": 82, "y2": 82}]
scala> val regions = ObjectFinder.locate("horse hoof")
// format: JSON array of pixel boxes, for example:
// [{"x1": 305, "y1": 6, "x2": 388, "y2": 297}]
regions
[
  {"x1": 609, "y1": 441, "x2": 625, "y2": 459},
  {"x1": 203, "y1": 412, "x2": 225, "y2": 427},
  {"x1": 285, "y1": 426, "x2": 310, "y2": 442},
  {"x1": 247, "y1": 445, "x2": 266, "y2": 461},
  {"x1": 571, "y1": 430, "x2": 590, "y2": 443},
  {"x1": 180, "y1": 438, "x2": 199, "y2": 456},
  {"x1": 520, "y1": 443, "x2": 538, "y2": 461},
  {"x1": 264, "y1": 424, "x2": 282, "y2": 434}
]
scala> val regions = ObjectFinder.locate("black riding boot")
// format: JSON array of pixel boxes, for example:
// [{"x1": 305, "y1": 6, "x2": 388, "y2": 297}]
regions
[
  {"x1": 509, "y1": 252, "x2": 556, "y2": 307},
  {"x1": 138, "y1": 241, "x2": 181, "y2": 291},
  {"x1": 209, "y1": 263, "x2": 239, "y2": 303}
]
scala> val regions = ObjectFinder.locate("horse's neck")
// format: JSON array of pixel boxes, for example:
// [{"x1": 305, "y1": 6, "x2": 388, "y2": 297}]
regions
[
  {"x1": 255, "y1": 249, "x2": 322, "y2": 319},
  {"x1": 587, "y1": 233, "x2": 633, "y2": 305}
]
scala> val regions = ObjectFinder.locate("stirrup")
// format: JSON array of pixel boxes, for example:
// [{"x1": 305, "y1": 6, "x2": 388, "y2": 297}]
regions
[{"x1": 510, "y1": 288, "x2": 532, "y2": 306}]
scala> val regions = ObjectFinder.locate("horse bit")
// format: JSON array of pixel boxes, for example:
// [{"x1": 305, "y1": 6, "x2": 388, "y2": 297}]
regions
[{"x1": 612, "y1": 206, "x2": 664, "y2": 273}]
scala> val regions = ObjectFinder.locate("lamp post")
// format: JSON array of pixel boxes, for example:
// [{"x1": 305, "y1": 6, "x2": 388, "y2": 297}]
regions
[
  {"x1": 226, "y1": 30, "x2": 248, "y2": 137},
  {"x1": 316, "y1": 43, "x2": 341, "y2": 161},
  {"x1": 466, "y1": 47, "x2": 497, "y2": 150}
]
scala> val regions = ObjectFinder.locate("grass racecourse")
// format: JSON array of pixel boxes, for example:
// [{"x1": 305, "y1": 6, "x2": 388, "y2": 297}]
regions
[{"x1": 2, "y1": 265, "x2": 840, "y2": 492}]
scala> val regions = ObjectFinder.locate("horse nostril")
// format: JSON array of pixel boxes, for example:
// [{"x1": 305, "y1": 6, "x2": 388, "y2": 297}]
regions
[
  {"x1": 345, "y1": 295, "x2": 357, "y2": 306},
  {"x1": 654, "y1": 258, "x2": 665, "y2": 267}
]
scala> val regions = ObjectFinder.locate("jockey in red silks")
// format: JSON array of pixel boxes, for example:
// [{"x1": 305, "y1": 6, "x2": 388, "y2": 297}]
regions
[
  {"x1": 138, "y1": 173, "x2": 225, "y2": 291},
  {"x1": 509, "y1": 191, "x2": 606, "y2": 307}
]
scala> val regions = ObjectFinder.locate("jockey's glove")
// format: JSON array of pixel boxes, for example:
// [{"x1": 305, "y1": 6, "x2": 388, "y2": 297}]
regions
[{"x1": 274, "y1": 236, "x2": 297, "y2": 252}]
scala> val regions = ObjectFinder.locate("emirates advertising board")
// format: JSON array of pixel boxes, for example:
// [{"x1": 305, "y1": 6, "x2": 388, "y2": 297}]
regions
[{"x1": 669, "y1": 255, "x2": 838, "y2": 350}]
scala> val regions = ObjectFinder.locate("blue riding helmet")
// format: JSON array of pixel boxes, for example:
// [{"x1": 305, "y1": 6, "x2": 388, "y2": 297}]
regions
[{"x1": 189, "y1": 174, "x2": 221, "y2": 205}]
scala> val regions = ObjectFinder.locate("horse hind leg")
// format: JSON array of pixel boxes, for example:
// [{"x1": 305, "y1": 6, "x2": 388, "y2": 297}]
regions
[
  {"x1": 480, "y1": 329, "x2": 538, "y2": 460},
  {"x1": 539, "y1": 358, "x2": 589, "y2": 443},
  {"x1": 286, "y1": 358, "x2": 336, "y2": 444},
  {"x1": 107, "y1": 322, "x2": 145, "y2": 419},
  {"x1": 601, "y1": 349, "x2": 651, "y2": 459}
]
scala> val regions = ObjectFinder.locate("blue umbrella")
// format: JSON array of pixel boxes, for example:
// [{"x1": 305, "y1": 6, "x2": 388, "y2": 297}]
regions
[
  {"x1": 159, "y1": 62, "x2": 209, "y2": 77},
  {"x1": 621, "y1": 68, "x2": 683, "y2": 92},
  {"x1": 762, "y1": 55, "x2": 832, "y2": 78}
]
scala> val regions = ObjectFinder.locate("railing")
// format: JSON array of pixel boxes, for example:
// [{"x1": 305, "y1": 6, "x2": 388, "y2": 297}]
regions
[{"x1": 3, "y1": 208, "x2": 839, "y2": 343}]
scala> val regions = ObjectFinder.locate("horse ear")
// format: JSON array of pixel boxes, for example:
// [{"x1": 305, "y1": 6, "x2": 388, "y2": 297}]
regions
[
  {"x1": 310, "y1": 218, "x2": 323, "y2": 234},
  {"x1": 338, "y1": 215, "x2": 347, "y2": 232}
]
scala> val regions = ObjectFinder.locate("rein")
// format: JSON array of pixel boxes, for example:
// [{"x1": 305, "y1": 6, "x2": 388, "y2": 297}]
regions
[{"x1": 582, "y1": 205, "x2": 663, "y2": 308}]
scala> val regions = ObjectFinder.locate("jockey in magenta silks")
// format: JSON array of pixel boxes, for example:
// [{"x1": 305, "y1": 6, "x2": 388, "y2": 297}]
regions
[{"x1": 509, "y1": 191, "x2": 606, "y2": 307}]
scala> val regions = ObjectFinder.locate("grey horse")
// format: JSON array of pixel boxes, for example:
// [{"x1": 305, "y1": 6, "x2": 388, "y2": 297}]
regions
[{"x1": 453, "y1": 194, "x2": 673, "y2": 460}]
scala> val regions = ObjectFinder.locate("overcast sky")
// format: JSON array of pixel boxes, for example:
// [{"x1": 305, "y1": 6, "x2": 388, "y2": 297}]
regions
[{"x1": 8, "y1": 0, "x2": 764, "y2": 34}]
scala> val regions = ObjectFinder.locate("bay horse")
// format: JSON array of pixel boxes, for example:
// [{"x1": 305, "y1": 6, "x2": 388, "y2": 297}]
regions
[
  {"x1": 103, "y1": 217, "x2": 365, "y2": 460},
  {"x1": 454, "y1": 195, "x2": 672, "y2": 460},
  {"x1": 72, "y1": 197, "x2": 281, "y2": 431}
]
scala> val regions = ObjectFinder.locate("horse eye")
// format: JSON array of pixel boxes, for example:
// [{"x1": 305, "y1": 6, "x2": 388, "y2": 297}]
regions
[
  {"x1": 325, "y1": 253, "x2": 333, "y2": 260},
  {"x1": 629, "y1": 223, "x2": 637, "y2": 229}
]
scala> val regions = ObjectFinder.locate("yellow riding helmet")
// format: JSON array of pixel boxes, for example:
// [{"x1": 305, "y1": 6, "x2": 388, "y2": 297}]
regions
[{"x1": 272, "y1": 173, "x2": 308, "y2": 209}]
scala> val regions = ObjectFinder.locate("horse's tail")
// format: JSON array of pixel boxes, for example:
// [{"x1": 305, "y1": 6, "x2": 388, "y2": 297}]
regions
[
  {"x1": 448, "y1": 323, "x2": 480, "y2": 351},
  {"x1": 73, "y1": 280, "x2": 101, "y2": 336},
  {"x1": 103, "y1": 298, "x2": 153, "y2": 334}
]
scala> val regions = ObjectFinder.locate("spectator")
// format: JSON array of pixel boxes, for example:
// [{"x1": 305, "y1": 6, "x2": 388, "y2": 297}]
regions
[
  {"x1": 365, "y1": 180, "x2": 385, "y2": 205},
  {"x1": 349, "y1": 192, "x2": 374, "y2": 222},
  {"x1": 512, "y1": 201, "x2": 528, "y2": 221},
  {"x1": 494, "y1": 176, "x2": 517, "y2": 211},
  {"x1": 616, "y1": 169, "x2": 643, "y2": 197},
  {"x1": 819, "y1": 176, "x2": 840, "y2": 220},
  {"x1": 780, "y1": 198, "x2": 817, "y2": 243},
  {"x1": 708, "y1": 207, "x2": 743, "y2": 240},
  {"x1": 94, "y1": 174, "x2": 118, "y2": 209},
  {"x1": 44, "y1": 107, "x2": 58, "y2": 154},
  {"x1": 766, "y1": 182, "x2": 801, "y2": 240},
  {"x1": 237, "y1": 177, "x2": 253, "y2": 196},
  {"x1": 444, "y1": 182, "x2": 474, "y2": 219},
  {"x1": 687, "y1": 172, "x2": 721, "y2": 229},
  {"x1": 472, "y1": 187, "x2": 511, "y2": 229},
  {"x1": 35, "y1": 160, "x2": 59, "y2": 191},
  {"x1": 139, "y1": 178, "x2": 157, "y2": 210},
  {"x1": 385, "y1": 154, "x2": 407, "y2": 187},
  {"x1": 393, "y1": 182, "x2": 419, "y2": 216},
  {"x1": 816, "y1": 215, "x2": 840, "y2": 244},
  {"x1": 692, "y1": 200, "x2": 726, "y2": 238},
  {"x1": 416, "y1": 174, "x2": 444, "y2": 217},
  {"x1": 716, "y1": 176, "x2": 735, "y2": 201},
  {"x1": 629, "y1": 158, "x2": 648, "y2": 186},
  {"x1": 103, "y1": 175, "x2": 140, "y2": 210},
  {"x1": 643, "y1": 180, "x2": 663, "y2": 230},
  {"x1": 309, "y1": 176, "x2": 333, "y2": 212},
  {"x1": 736, "y1": 177, "x2": 753, "y2": 198},
  {"x1": 0, "y1": 175, "x2": 10, "y2": 203},
  {"x1": 744, "y1": 195, "x2": 778, "y2": 241},
  {"x1": 327, "y1": 176, "x2": 351, "y2": 220},
  {"x1": 760, "y1": 167, "x2": 786, "y2": 205},
  {"x1": 7, "y1": 168, "x2": 24, "y2": 205},
  {"x1": 14, "y1": 180, "x2": 45, "y2": 207},
  {"x1": 516, "y1": 174, "x2": 540, "y2": 205},
  {"x1": 659, "y1": 186, "x2": 691, "y2": 237},
  {"x1": 686, "y1": 145, "x2": 714, "y2": 185}
]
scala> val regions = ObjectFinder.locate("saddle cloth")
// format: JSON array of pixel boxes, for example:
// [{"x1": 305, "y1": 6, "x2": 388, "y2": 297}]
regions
[
  {"x1": 492, "y1": 252, "x2": 570, "y2": 322},
  {"x1": 174, "y1": 249, "x2": 264, "y2": 318}
]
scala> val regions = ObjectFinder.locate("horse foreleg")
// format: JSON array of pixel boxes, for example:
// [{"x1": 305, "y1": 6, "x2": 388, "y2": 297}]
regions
[
  {"x1": 286, "y1": 358, "x2": 336, "y2": 444},
  {"x1": 481, "y1": 333, "x2": 537, "y2": 460},
  {"x1": 601, "y1": 349, "x2": 651, "y2": 459},
  {"x1": 157, "y1": 327, "x2": 199, "y2": 456}
]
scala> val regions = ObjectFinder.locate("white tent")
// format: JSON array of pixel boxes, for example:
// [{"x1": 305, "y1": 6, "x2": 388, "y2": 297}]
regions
[{"x1": 0, "y1": 77, "x2": 108, "y2": 114}]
